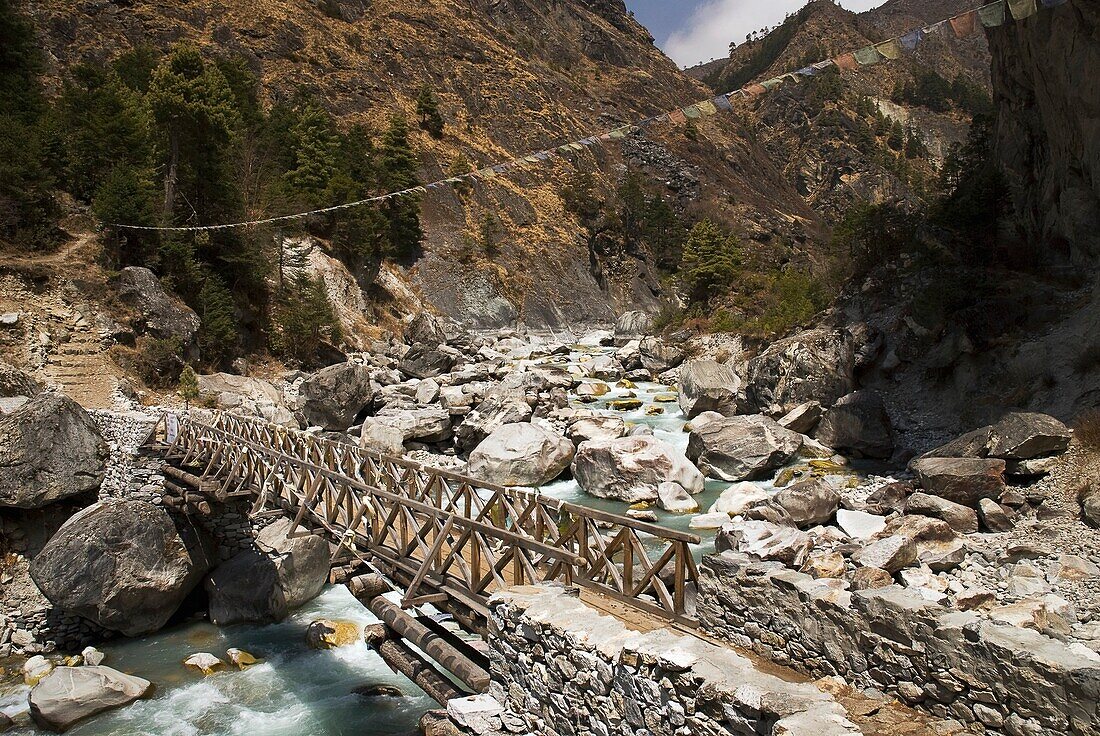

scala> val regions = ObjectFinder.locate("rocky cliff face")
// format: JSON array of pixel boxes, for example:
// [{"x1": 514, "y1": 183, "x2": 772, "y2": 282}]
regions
[
  {"x1": 24, "y1": 0, "x2": 821, "y2": 328},
  {"x1": 987, "y1": 0, "x2": 1100, "y2": 264}
]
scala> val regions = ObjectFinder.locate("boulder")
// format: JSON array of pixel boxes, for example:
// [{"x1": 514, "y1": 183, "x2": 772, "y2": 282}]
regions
[
  {"x1": 1081, "y1": 481, "x2": 1100, "y2": 528},
  {"x1": 708, "y1": 482, "x2": 769, "y2": 517},
  {"x1": 850, "y1": 566, "x2": 894, "y2": 591},
  {"x1": 686, "y1": 414, "x2": 803, "y2": 482},
  {"x1": 572, "y1": 436, "x2": 704, "y2": 503},
  {"x1": 745, "y1": 327, "x2": 857, "y2": 412},
  {"x1": 468, "y1": 423, "x2": 574, "y2": 487},
  {"x1": 359, "y1": 423, "x2": 406, "y2": 456},
  {"x1": 904, "y1": 492, "x2": 979, "y2": 534},
  {"x1": 205, "y1": 518, "x2": 330, "y2": 625},
  {"x1": 566, "y1": 416, "x2": 626, "y2": 445},
  {"x1": 29, "y1": 666, "x2": 153, "y2": 732},
  {"x1": 910, "y1": 457, "x2": 1006, "y2": 506},
  {"x1": 804, "y1": 551, "x2": 846, "y2": 579},
  {"x1": 455, "y1": 395, "x2": 533, "y2": 452},
  {"x1": 639, "y1": 337, "x2": 685, "y2": 375},
  {"x1": 814, "y1": 390, "x2": 894, "y2": 459},
  {"x1": 978, "y1": 498, "x2": 1016, "y2": 532},
  {"x1": 298, "y1": 362, "x2": 375, "y2": 430},
  {"x1": 0, "y1": 392, "x2": 107, "y2": 509},
  {"x1": 368, "y1": 406, "x2": 451, "y2": 444},
  {"x1": 305, "y1": 620, "x2": 361, "y2": 649},
  {"x1": 30, "y1": 500, "x2": 211, "y2": 636},
  {"x1": 717, "y1": 521, "x2": 813, "y2": 566},
  {"x1": 656, "y1": 482, "x2": 700, "y2": 514},
  {"x1": 677, "y1": 360, "x2": 747, "y2": 419},
  {"x1": 114, "y1": 266, "x2": 200, "y2": 353},
  {"x1": 835, "y1": 509, "x2": 887, "y2": 540},
  {"x1": 777, "y1": 401, "x2": 822, "y2": 435},
  {"x1": 987, "y1": 412, "x2": 1072, "y2": 459},
  {"x1": 404, "y1": 312, "x2": 447, "y2": 347},
  {"x1": 773, "y1": 478, "x2": 840, "y2": 528},
  {"x1": 0, "y1": 360, "x2": 42, "y2": 398},
  {"x1": 613, "y1": 311, "x2": 652, "y2": 345},
  {"x1": 882, "y1": 515, "x2": 965, "y2": 571},
  {"x1": 921, "y1": 427, "x2": 995, "y2": 460},
  {"x1": 852, "y1": 535, "x2": 916, "y2": 573},
  {"x1": 398, "y1": 346, "x2": 456, "y2": 380}
]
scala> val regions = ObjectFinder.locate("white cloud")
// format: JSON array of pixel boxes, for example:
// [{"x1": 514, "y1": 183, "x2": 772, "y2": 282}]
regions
[{"x1": 664, "y1": 0, "x2": 884, "y2": 68}]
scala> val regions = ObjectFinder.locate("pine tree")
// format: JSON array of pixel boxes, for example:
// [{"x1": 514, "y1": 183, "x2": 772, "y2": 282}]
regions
[
  {"x1": 377, "y1": 115, "x2": 423, "y2": 259},
  {"x1": 478, "y1": 213, "x2": 501, "y2": 256},
  {"x1": 283, "y1": 103, "x2": 339, "y2": 208},
  {"x1": 147, "y1": 45, "x2": 240, "y2": 223},
  {"x1": 196, "y1": 275, "x2": 238, "y2": 366},
  {"x1": 680, "y1": 219, "x2": 741, "y2": 304},
  {"x1": 178, "y1": 364, "x2": 200, "y2": 408},
  {"x1": 271, "y1": 273, "x2": 342, "y2": 367},
  {"x1": 416, "y1": 85, "x2": 445, "y2": 139}
]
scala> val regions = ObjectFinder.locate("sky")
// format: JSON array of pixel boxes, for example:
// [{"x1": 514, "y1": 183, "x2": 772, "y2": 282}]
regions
[{"x1": 626, "y1": 0, "x2": 887, "y2": 68}]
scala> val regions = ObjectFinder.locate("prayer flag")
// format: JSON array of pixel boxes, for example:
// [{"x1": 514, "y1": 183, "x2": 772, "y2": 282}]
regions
[
  {"x1": 950, "y1": 11, "x2": 978, "y2": 37},
  {"x1": 760, "y1": 77, "x2": 784, "y2": 90},
  {"x1": 669, "y1": 109, "x2": 688, "y2": 124},
  {"x1": 854, "y1": 45, "x2": 884, "y2": 66},
  {"x1": 875, "y1": 39, "x2": 903, "y2": 59},
  {"x1": 834, "y1": 53, "x2": 858, "y2": 71},
  {"x1": 796, "y1": 66, "x2": 816, "y2": 77},
  {"x1": 742, "y1": 84, "x2": 767, "y2": 96},
  {"x1": 478, "y1": 168, "x2": 497, "y2": 179},
  {"x1": 534, "y1": 152, "x2": 551, "y2": 161},
  {"x1": 900, "y1": 28, "x2": 925, "y2": 49},
  {"x1": 979, "y1": 0, "x2": 1006, "y2": 25},
  {"x1": 608, "y1": 128, "x2": 627, "y2": 140},
  {"x1": 783, "y1": 73, "x2": 802, "y2": 84},
  {"x1": 1008, "y1": 0, "x2": 1036, "y2": 19},
  {"x1": 697, "y1": 100, "x2": 718, "y2": 116},
  {"x1": 683, "y1": 105, "x2": 703, "y2": 119},
  {"x1": 812, "y1": 60, "x2": 835, "y2": 72},
  {"x1": 713, "y1": 95, "x2": 733, "y2": 112}
]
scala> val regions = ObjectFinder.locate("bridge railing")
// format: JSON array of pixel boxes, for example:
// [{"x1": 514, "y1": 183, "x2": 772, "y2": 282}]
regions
[{"x1": 166, "y1": 412, "x2": 701, "y2": 626}]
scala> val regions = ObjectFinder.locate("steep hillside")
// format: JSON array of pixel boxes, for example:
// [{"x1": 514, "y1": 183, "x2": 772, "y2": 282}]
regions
[
  {"x1": 22, "y1": 0, "x2": 824, "y2": 329},
  {"x1": 987, "y1": 0, "x2": 1099, "y2": 265}
]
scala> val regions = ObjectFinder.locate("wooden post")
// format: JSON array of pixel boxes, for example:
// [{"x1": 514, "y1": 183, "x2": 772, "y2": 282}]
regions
[{"x1": 375, "y1": 639, "x2": 467, "y2": 705}]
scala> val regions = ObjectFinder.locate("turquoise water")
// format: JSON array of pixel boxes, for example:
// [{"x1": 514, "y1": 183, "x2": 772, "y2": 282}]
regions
[{"x1": 0, "y1": 588, "x2": 433, "y2": 736}]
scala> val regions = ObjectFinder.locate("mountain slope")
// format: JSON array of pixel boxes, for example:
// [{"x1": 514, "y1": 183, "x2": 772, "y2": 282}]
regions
[{"x1": 24, "y1": 0, "x2": 826, "y2": 328}]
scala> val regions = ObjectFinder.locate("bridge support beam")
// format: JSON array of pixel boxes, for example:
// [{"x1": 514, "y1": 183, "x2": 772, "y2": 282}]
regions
[{"x1": 376, "y1": 639, "x2": 467, "y2": 706}]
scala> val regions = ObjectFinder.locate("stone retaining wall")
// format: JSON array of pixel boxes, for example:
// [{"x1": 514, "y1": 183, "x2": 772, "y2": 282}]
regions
[
  {"x1": 697, "y1": 551, "x2": 1100, "y2": 736},
  {"x1": 484, "y1": 585, "x2": 861, "y2": 736}
]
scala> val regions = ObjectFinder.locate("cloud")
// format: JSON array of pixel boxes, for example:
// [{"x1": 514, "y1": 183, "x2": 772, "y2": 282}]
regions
[{"x1": 663, "y1": 0, "x2": 884, "y2": 68}]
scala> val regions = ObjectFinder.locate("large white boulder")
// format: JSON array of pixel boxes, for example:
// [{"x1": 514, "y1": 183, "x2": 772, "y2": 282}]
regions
[
  {"x1": 30, "y1": 666, "x2": 154, "y2": 732},
  {"x1": 468, "y1": 423, "x2": 574, "y2": 487},
  {"x1": 572, "y1": 436, "x2": 705, "y2": 503},
  {"x1": 687, "y1": 414, "x2": 803, "y2": 482}
]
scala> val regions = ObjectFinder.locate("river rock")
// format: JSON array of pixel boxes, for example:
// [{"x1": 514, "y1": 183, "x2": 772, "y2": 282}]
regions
[
  {"x1": 81, "y1": 647, "x2": 105, "y2": 667},
  {"x1": 656, "y1": 482, "x2": 700, "y2": 514},
  {"x1": 398, "y1": 345, "x2": 457, "y2": 380},
  {"x1": 468, "y1": 423, "x2": 574, "y2": 487},
  {"x1": 910, "y1": 457, "x2": 1006, "y2": 506},
  {"x1": 298, "y1": 362, "x2": 375, "y2": 430},
  {"x1": 114, "y1": 266, "x2": 200, "y2": 353},
  {"x1": 455, "y1": 395, "x2": 534, "y2": 452},
  {"x1": 182, "y1": 653, "x2": 226, "y2": 676},
  {"x1": 814, "y1": 390, "x2": 894, "y2": 459},
  {"x1": 773, "y1": 478, "x2": 840, "y2": 528},
  {"x1": 306, "y1": 620, "x2": 361, "y2": 649},
  {"x1": 677, "y1": 360, "x2": 747, "y2": 419},
  {"x1": 836, "y1": 509, "x2": 887, "y2": 540},
  {"x1": 709, "y1": 482, "x2": 769, "y2": 516},
  {"x1": 639, "y1": 337, "x2": 684, "y2": 375},
  {"x1": 404, "y1": 312, "x2": 447, "y2": 347},
  {"x1": 777, "y1": 401, "x2": 823, "y2": 435},
  {"x1": 30, "y1": 500, "x2": 211, "y2": 636},
  {"x1": 0, "y1": 392, "x2": 107, "y2": 509},
  {"x1": 24, "y1": 656, "x2": 54, "y2": 686},
  {"x1": 987, "y1": 412, "x2": 1072, "y2": 459},
  {"x1": 904, "y1": 492, "x2": 979, "y2": 534},
  {"x1": 853, "y1": 535, "x2": 916, "y2": 573},
  {"x1": 745, "y1": 327, "x2": 857, "y2": 412},
  {"x1": 29, "y1": 666, "x2": 153, "y2": 732},
  {"x1": 572, "y1": 435, "x2": 704, "y2": 503},
  {"x1": 686, "y1": 414, "x2": 803, "y2": 482},
  {"x1": 226, "y1": 649, "x2": 260, "y2": 669},
  {"x1": 566, "y1": 416, "x2": 626, "y2": 445},
  {"x1": 718, "y1": 520, "x2": 813, "y2": 566},
  {"x1": 206, "y1": 518, "x2": 329, "y2": 625}
]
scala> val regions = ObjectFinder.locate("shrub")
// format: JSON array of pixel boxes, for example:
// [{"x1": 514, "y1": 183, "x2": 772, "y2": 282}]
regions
[{"x1": 130, "y1": 337, "x2": 185, "y2": 388}]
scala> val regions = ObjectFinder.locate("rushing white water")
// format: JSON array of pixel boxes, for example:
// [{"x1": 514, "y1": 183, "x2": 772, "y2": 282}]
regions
[{"x1": 1, "y1": 587, "x2": 433, "y2": 736}]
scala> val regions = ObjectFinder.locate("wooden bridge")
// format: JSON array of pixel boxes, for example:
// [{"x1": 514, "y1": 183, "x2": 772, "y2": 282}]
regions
[{"x1": 157, "y1": 412, "x2": 702, "y2": 633}]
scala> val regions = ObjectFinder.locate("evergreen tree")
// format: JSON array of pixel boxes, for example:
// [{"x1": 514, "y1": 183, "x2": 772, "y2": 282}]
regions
[
  {"x1": 147, "y1": 45, "x2": 240, "y2": 223},
  {"x1": 416, "y1": 85, "x2": 445, "y2": 139},
  {"x1": 478, "y1": 213, "x2": 502, "y2": 256},
  {"x1": 177, "y1": 364, "x2": 200, "y2": 408},
  {"x1": 271, "y1": 273, "x2": 342, "y2": 367},
  {"x1": 887, "y1": 120, "x2": 905, "y2": 151},
  {"x1": 680, "y1": 220, "x2": 740, "y2": 304},
  {"x1": 196, "y1": 275, "x2": 238, "y2": 365},
  {"x1": 92, "y1": 165, "x2": 160, "y2": 267},
  {"x1": 377, "y1": 115, "x2": 423, "y2": 260},
  {"x1": 283, "y1": 103, "x2": 340, "y2": 208}
]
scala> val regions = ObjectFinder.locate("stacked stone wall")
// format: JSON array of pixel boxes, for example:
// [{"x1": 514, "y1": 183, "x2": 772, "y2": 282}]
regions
[{"x1": 697, "y1": 551, "x2": 1100, "y2": 736}]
